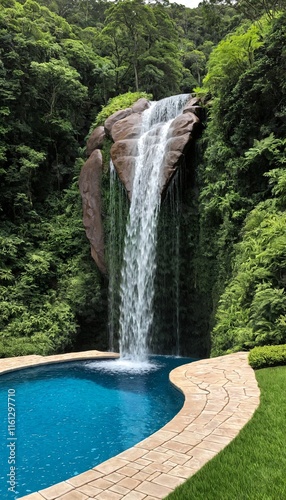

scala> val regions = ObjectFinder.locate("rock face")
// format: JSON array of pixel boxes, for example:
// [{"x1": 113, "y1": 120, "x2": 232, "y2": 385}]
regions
[
  {"x1": 107, "y1": 102, "x2": 151, "y2": 198},
  {"x1": 110, "y1": 95, "x2": 202, "y2": 199},
  {"x1": 79, "y1": 149, "x2": 106, "y2": 274},
  {"x1": 104, "y1": 108, "x2": 132, "y2": 137},
  {"x1": 131, "y1": 97, "x2": 150, "y2": 114},
  {"x1": 86, "y1": 126, "x2": 105, "y2": 156},
  {"x1": 79, "y1": 95, "x2": 202, "y2": 272},
  {"x1": 109, "y1": 113, "x2": 143, "y2": 198},
  {"x1": 160, "y1": 105, "x2": 201, "y2": 193},
  {"x1": 111, "y1": 113, "x2": 142, "y2": 142}
]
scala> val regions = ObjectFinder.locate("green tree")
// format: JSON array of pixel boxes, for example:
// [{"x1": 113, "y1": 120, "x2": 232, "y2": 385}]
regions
[
  {"x1": 202, "y1": 20, "x2": 267, "y2": 96},
  {"x1": 183, "y1": 48, "x2": 206, "y2": 86},
  {"x1": 0, "y1": 0, "x2": 108, "y2": 357},
  {"x1": 212, "y1": 204, "x2": 286, "y2": 354},
  {"x1": 202, "y1": 0, "x2": 286, "y2": 20},
  {"x1": 100, "y1": 0, "x2": 183, "y2": 98},
  {"x1": 103, "y1": 0, "x2": 156, "y2": 91},
  {"x1": 195, "y1": 11, "x2": 286, "y2": 355}
]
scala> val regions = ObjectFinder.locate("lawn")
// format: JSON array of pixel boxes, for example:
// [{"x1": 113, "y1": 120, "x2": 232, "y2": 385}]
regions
[{"x1": 166, "y1": 365, "x2": 286, "y2": 500}]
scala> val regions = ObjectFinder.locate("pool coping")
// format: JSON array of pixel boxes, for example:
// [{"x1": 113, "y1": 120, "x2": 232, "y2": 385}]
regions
[{"x1": 0, "y1": 350, "x2": 260, "y2": 500}]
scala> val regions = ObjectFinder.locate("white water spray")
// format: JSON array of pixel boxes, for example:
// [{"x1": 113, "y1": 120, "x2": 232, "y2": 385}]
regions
[
  {"x1": 119, "y1": 95, "x2": 189, "y2": 361},
  {"x1": 108, "y1": 161, "x2": 127, "y2": 352},
  {"x1": 108, "y1": 161, "x2": 118, "y2": 352}
]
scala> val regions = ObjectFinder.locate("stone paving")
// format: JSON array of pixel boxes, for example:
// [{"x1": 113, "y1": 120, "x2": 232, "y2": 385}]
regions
[{"x1": 0, "y1": 351, "x2": 260, "y2": 500}]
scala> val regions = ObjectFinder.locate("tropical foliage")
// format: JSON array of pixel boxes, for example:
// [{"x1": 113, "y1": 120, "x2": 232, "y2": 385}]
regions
[
  {"x1": 0, "y1": 0, "x2": 106, "y2": 356},
  {"x1": 195, "y1": 10, "x2": 286, "y2": 355},
  {"x1": 0, "y1": 0, "x2": 286, "y2": 358}
]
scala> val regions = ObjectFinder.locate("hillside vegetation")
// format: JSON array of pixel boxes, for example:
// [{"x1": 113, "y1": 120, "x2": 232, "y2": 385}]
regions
[
  {"x1": 197, "y1": 11, "x2": 286, "y2": 355},
  {"x1": 0, "y1": 0, "x2": 285, "y2": 357}
]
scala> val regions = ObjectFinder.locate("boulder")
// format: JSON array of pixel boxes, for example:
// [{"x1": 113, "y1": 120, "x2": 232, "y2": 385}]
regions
[
  {"x1": 183, "y1": 96, "x2": 200, "y2": 111},
  {"x1": 104, "y1": 108, "x2": 132, "y2": 137},
  {"x1": 111, "y1": 156, "x2": 136, "y2": 198},
  {"x1": 79, "y1": 149, "x2": 106, "y2": 274},
  {"x1": 86, "y1": 126, "x2": 105, "y2": 156},
  {"x1": 111, "y1": 113, "x2": 142, "y2": 142},
  {"x1": 109, "y1": 107, "x2": 202, "y2": 200},
  {"x1": 165, "y1": 133, "x2": 192, "y2": 155},
  {"x1": 158, "y1": 111, "x2": 201, "y2": 190},
  {"x1": 167, "y1": 112, "x2": 200, "y2": 138},
  {"x1": 183, "y1": 97, "x2": 203, "y2": 119},
  {"x1": 79, "y1": 96, "x2": 203, "y2": 274},
  {"x1": 185, "y1": 106, "x2": 202, "y2": 117},
  {"x1": 161, "y1": 152, "x2": 182, "y2": 193},
  {"x1": 160, "y1": 134, "x2": 191, "y2": 191},
  {"x1": 111, "y1": 139, "x2": 138, "y2": 160},
  {"x1": 110, "y1": 113, "x2": 143, "y2": 199},
  {"x1": 131, "y1": 98, "x2": 151, "y2": 113}
]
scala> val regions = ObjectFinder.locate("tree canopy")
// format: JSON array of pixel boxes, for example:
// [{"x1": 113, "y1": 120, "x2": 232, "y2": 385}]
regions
[
  {"x1": 195, "y1": 10, "x2": 286, "y2": 355},
  {"x1": 0, "y1": 0, "x2": 286, "y2": 357}
]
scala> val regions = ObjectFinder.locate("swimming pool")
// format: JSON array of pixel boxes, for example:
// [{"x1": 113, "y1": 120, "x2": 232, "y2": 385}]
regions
[{"x1": 0, "y1": 355, "x2": 194, "y2": 498}]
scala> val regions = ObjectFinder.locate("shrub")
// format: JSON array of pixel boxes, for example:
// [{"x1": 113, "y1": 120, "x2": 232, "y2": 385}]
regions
[
  {"x1": 249, "y1": 344, "x2": 286, "y2": 369},
  {"x1": 90, "y1": 91, "x2": 153, "y2": 130},
  {"x1": 0, "y1": 337, "x2": 52, "y2": 358}
]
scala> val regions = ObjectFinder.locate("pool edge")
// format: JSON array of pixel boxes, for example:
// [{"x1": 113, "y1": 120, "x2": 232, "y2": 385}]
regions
[{"x1": 1, "y1": 351, "x2": 260, "y2": 500}]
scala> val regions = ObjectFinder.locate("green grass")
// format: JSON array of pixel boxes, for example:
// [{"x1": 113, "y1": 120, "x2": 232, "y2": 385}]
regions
[{"x1": 166, "y1": 366, "x2": 286, "y2": 500}]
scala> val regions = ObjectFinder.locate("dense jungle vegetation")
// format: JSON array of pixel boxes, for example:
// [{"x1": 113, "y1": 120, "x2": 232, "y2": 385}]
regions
[{"x1": 0, "y1": 0, "x2": 285, "y2": 358}]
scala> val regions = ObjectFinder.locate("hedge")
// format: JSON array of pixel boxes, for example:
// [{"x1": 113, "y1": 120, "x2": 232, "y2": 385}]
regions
[{"x1": 248, "y1": 344, "x2": 286, "y2": 369}]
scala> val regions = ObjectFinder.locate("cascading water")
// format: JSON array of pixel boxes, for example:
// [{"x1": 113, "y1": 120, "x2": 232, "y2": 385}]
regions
[
  {"x1": 167, "y1": 172, "x2": 182, "y2": 356},
  {"x1": 108, "y1": 161, "x2": 118, "y2": 352},
  {"x1": 118, "y1": 94, "x2": 190, "y2": 361},
  {"x1": 108, "y1": 161, "x2": 128, "y2": 351},
  {"x1": 152, "y1": 169, "x2": 182, "y2": 356}
]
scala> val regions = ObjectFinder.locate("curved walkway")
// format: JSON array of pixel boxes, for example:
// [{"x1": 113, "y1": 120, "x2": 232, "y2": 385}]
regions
[{"x1": 0, "y1": 351, "x2": 260, "y2": 500}]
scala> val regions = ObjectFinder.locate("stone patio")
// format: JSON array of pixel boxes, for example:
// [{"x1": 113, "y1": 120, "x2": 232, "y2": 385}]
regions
[{"x1": 0, "y1": 351, "x2": 260, "y2": 500}]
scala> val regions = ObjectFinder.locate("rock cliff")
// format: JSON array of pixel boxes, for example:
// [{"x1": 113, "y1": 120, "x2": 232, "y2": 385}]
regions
[{"x1": 79, "y1": 95, "x2": 202, "y2": 273}]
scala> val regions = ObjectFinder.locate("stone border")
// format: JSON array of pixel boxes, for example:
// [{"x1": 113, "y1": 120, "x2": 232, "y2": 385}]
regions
[
  {"x1": 0, "y1": 351, "x2": 260, "y2": 500},
  {"x1": 0, "y1": 351, "x2": 119, "y2": 376}
]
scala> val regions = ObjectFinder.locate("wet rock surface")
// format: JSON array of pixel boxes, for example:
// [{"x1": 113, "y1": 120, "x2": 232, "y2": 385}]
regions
[
  {"x1": 79, "y1": 149, "x2": 106, "y2": 274},
  {"x1": 79, "y1": 95, "x2": 202, "y2": 271},
  {"x1": 86, "y1": 126, "x2": 105, "y2": 156}
]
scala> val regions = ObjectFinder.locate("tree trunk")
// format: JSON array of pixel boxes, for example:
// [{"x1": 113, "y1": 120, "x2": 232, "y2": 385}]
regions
[{"x1": 134, "y1": 63, "x2": 139, "y2": 92}]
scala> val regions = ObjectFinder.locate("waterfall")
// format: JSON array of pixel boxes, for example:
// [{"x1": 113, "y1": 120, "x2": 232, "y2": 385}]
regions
[
  {"x1": 118, "y1": 94, "x2": 189, "y2": 361},
  {"x1": 108, "y1": 161, "x2": 128, "y2": 352},
  {"x1": 152, "y1": 169, "x2": 182, "y2": 356},
  {"x1": 167, "y1": 172, "x2": 182, "y2": 356}
]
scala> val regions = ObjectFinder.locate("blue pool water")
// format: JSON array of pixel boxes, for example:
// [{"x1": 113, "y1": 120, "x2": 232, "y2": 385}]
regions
[{"x1": 0, "y1": 355, "x2": 194, "y2": 499}]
